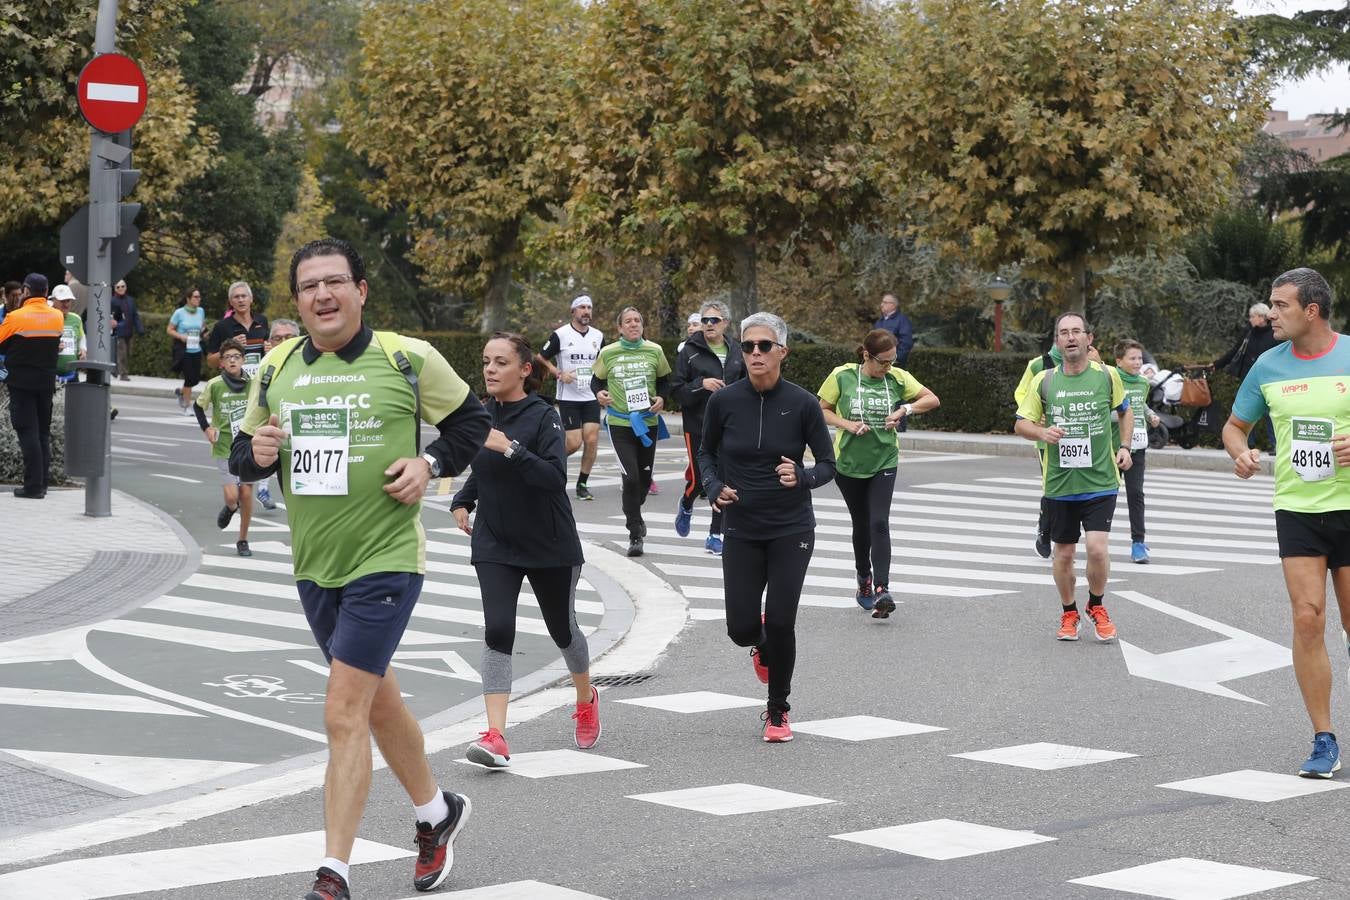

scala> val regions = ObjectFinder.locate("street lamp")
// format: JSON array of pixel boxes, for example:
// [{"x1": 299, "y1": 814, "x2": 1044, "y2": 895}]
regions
[{"x1": 987, "y1": 276, "x2": 1012, "y2": 352}]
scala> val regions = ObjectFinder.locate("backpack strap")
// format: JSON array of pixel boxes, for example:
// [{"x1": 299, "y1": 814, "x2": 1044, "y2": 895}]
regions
[
  {"x1": 374, "y1": 331, "x2": 422, "y2": 455},
  {"x1": 256, "y1": 336, "x2": 305, "y2": 412}
]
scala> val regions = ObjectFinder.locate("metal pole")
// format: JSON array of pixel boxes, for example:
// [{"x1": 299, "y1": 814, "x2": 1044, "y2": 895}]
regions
[
  {"x1": 84, "y1": 0, "x2": 120, "y2": 518},
  {"x1": 994, "y1": 300, "x2": 1004, "y2": 353}
]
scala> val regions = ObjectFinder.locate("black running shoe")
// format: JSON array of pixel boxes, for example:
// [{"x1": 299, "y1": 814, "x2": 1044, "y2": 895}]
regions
[
  {"x1": 627, "y1": 538, "x2": 644, "y2": 557},
  {"x1": 575, "y1": 483, "x2": 594, "y2": 501},
  {"x1": 304, "y1": 867, "x2": 349, "y2": 900},
  {"x1": 1034, "y1": 534, "x2": 1051, "y2": 559},
  {"x1": 217, "y1": 504, "x2": 236, "y2": 529},
  {"x1": 413, "y1": 791, "x2": 472, "y2": 892},
  {"x1": 236, "y1": 540, "x2": 252, "y2": 557},
  {"x1": 871, "y1": 586, "x2": 896, "y2": 619}
]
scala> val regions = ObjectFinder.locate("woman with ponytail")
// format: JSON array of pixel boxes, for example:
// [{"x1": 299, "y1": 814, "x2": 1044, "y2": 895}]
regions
[
  {"x1": 817, "y1": 329, "x2": 940, "y2": 618},
  {"x1": 452, "y1": 333, "x2": 598, "y2": 767}
]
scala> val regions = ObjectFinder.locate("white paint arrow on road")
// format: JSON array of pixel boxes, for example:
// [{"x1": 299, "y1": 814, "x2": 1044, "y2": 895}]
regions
[{"x1": 1115, "y1": 590, "x2": 1290, "y2": 704}]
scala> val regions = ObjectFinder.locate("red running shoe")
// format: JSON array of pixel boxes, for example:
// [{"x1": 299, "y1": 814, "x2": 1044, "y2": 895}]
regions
[
  {"x1": 750, "y1": 647, "x2": 769, "y2": 684},
  {"x1": 1056, "y1": 608, "x2": 1081, "y2": 641},
  {"x1": 573, "y1": 686, "x2": 601, "y2": 749},
  {"x1": 466, "y1": 728, "x2": 510, "y2": 768},
  {"x1": 304, "y1": 867, "x2": 349, "y2": 900},
  {"x1": 1086, "y1": 603, "x2": 1117, "y2": 642},
  {"x1": 761, "y1": 708, "x2": 793, "y2": 743},
  {"x1": 413, "y1": 791, "x2": 472, "y2": 892}
]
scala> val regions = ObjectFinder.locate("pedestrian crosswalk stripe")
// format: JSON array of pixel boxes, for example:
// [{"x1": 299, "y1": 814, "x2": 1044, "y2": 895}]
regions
[
  {"x1": 876, "y1": 490, "x2": 1268, "y2": 527},
  {"x1": 93, "y1": 619, "x2": 312, "y2": 652},
  {"x1": 916, "y1": 481, "x2": 1272, "y2": 515},
  {"x1": 0, "y1": 686, "x2": 203, "y2": 716},
  {"x1": 145, "y1": 595, "x2": 469, "y2": 646},
  {"x1": 1068, "y1": 858, "x2": 1315, "y2": 898},
  {"x1": 982, "y1": 474, "x2": 1274, "y2": 504},
  {"x1": 0, "y1": 831, "x2": 412, "y2": 900},
  {"x1": 1157, "y1": 769, "x2": 1349, "y2": 802},
  {"x1": 832, "y1": 819, "x2": 1055, "y2": 860},
  {"x1": 678, "y1": 584, "x2": 857, "y2": 609},
  {"x1": 628, "y1": 783, "x2": 834, "y2": 815},
  {"x1": 654, "y1": 562, "x2": 1025, "y2": 593},
  {"x1": 0, "y1": 748, "x2": 257, "y2": 796},
  {"x1": 406, "y1": 881, "x2": 608, "y2": 899}
]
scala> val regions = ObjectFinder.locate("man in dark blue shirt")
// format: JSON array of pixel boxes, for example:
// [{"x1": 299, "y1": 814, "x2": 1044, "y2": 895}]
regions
[{"x1": 873, "y1": 293, "x2": 914, "y2": 367}]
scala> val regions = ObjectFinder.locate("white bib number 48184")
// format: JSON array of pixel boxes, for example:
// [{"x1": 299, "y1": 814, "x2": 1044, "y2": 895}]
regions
[
  {"x1": 288, "y1": 406, "x2": 349, "y2": 495},
  {"x1": 1290, "y1": 417, "x2": 1336, "y2": 483}
]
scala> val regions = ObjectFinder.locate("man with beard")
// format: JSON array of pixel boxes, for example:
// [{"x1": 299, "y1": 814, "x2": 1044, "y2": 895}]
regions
[{"x1": 537, "y1": 295, "x2": 605, "y2": 500}]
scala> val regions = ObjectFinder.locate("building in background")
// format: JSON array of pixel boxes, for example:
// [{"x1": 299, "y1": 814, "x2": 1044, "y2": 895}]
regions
[{"x1": 1264, "y1": 110, "x2": 1350, "y2": 161}]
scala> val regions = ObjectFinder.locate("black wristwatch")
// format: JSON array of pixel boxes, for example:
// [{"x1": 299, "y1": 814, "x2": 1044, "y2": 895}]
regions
[{"x1": 420, "y1": 452, "x2": 441, "y2": 478}]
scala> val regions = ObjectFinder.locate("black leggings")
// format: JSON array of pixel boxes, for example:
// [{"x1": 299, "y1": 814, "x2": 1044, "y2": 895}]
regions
[
  {"x1": 834, "y1": 469, "x2": 897, "y2": 585},
  {"x1": 1123, "y1": 449, "x2": 1146, "y2": 542},
  {"x1": 610, "y1": 424, "x2": 655, "y2": 539},
  {"x1": 680, "y1": 430, "x2": 722, "y2": 535},
  {"x1": 476, "y1": 563, "x2": 583, "y2": 654},
  {"x1": 723, "y1": 530, "x2": 815, "y2": 712}
]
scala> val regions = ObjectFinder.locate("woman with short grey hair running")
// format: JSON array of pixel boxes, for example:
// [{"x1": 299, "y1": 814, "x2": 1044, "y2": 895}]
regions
[{"x1": 699, "y1": 312, "x2": 836, "y2": 742}]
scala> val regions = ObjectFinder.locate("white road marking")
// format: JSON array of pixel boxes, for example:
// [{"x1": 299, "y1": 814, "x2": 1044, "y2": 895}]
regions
[
  {"x1": 951, "y1": 742, "x2": 1138, "y2": 770},
  {"x1": 148, "y1": 473, "x2": 201, "y2": 484},
  {"x1": 832, "y1": 819, "x2": 1055, "y2": 860},
  {"x1": 0, "y1": 687, "x2": 201, "y2": 716},
  {"x1": 0, "y1": 749, "x2": 257, "y2": 796},
  {"x1": 1158, "y1": 769, "x2": 1349, "y2": 803},
  {"x1": 628, "y1": 783, "x2": 834, "y2": 816},
  {"x1": 146, "y1": 595, "x2": 469, "y2": 645},
  {"x1": 1068, "y1": 857, "x2": 1315, "y2": 898},
  {"x1": 93, "y1": 619, "x2": 311, "y2": 652}
]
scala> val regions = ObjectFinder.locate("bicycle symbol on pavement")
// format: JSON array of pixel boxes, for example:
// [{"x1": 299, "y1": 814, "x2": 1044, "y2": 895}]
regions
[{"x1": 202, "y1": 674, "x2": 326, "y2": 704}]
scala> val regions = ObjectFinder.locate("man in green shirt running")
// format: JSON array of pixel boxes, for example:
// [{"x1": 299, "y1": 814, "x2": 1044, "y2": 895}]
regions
[
  {"x1": 1224, "y1": 267, "x2": 1350, "y2": 779},
  {"x1": 231, "y1": 238, "x2": 490, "y2": 899},
  {"x1": 1016, "y1": 312, "x2": 1133, "y2": 644}
]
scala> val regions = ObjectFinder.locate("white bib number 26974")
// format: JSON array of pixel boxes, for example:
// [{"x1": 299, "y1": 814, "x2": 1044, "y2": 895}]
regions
[
  {"x1": 1290, "y1": 417, "x2": 1336, "y2": 483},
  {"x1": 288, "y1": 406, "x2": 349, "y2": 495},
  {"x1": 1058, "y1": 436, "x2": 1092, "y2": 468}
]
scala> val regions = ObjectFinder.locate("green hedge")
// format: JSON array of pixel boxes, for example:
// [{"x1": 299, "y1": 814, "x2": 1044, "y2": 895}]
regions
[{"x1": 124, "y1": 317, "x2": 1045, "y2": 434}]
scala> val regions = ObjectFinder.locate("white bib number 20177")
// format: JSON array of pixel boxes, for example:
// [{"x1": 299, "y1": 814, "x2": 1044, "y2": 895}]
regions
[
  {"x1": 1290, "y1": 417, "x2": 1336, "y2": 483},
  {"x1": 288, "y1": 406, "x2": 349, "y2": 495}
]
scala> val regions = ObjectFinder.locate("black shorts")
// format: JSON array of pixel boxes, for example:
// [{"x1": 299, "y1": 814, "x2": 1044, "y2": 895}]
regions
[
  {"x1": 1045, "y1": 494, "x2": 1116, "y2": 545},
  {"x1": 557, "y1": 399, "x2": 601, "y2": 430},
  {"x1": 181, "y1": 352, "x2": 203, "y2": 388},
  {"x1": 1275, "y1": 509, "x2": 1350, "y2": 568}
]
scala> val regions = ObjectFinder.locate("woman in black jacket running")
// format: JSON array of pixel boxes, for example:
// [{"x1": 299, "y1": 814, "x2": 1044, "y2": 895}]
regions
[
  {"x1": 452, "y1": 333, "x2": 598, "y2": 768},
  {"x1": 670, "y1": 299, "x2": 746, "y2": 555},
  {"x1": 698, "y1": 312, "x2": 836, "y2": 743}
]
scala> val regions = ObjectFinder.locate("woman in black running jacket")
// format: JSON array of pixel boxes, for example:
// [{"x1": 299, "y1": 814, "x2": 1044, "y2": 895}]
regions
[{"x1": 698, "y1": 312, "x2": 835, "y2": 743}]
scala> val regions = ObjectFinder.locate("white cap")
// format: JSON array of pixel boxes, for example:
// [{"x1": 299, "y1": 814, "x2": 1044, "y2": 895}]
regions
[
  {"x1": 688, "y1": 312, "x2": 702, "y2": 324},
  {"x1": 50, "y1": 284, "x2": 76, "y2": 302},
  {"x1": 571, "y1": 295, "x2": 593, "y2": 310}
]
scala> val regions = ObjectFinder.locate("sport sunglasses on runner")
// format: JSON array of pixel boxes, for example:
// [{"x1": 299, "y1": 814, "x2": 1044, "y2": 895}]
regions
[
  {"x1": 740, "y1": 339, "x2": 782, "y2": 354},
  {"x1": 700, "y1": 316, "x2": 723, "y2": 325}
]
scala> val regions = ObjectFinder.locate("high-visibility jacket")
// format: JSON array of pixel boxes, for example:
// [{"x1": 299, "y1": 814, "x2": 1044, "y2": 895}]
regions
[{"x1": 0, "y1": 297, "x2": 63, "y2": 390}]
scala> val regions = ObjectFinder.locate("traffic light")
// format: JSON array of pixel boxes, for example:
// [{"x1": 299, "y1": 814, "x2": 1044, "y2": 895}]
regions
[{"x1": 92, "y1": 129, "x2": 140, "y2": 241}]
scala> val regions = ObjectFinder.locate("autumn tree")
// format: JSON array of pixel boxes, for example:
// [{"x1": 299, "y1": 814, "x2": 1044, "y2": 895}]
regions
[
  {"x1": 0, "y1": 0, "x2": 215, "y2": 239},
  {"x1": 869, "y1": 0, "x2": 1268, "y2": 311},
  {"x1": 344, "y1": 0, "x2": 580, "y2": 332},
  {"x1": 562, "y1": 0, "x2": 877, "y2": 319}
]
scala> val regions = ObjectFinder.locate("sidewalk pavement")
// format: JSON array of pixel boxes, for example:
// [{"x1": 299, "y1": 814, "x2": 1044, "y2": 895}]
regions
[{"x1": 110, "y1": 376, "x2": 1244, "y2": 474}]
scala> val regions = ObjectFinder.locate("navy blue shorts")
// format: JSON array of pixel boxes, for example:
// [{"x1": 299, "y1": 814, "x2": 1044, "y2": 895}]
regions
[{"x1": 297, "y1": 572, "x2": 423, "y2": 676}]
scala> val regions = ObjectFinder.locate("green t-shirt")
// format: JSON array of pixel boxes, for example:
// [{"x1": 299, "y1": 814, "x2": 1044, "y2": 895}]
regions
[
  {"x1": 196, "y1": 375, "x2": 251, "y2": 458},
  {"x1": 1017, "y1": 361, "x2": 1127, "y2": 499},
  {"x1": 1232, "y1": 335, "x2": 1350, "y2": 513},
  {"x1": 239, "y1": 332, "x2": 471, "y2": 587},
  {"x1": 817, "y1": 363, "x2": 924, "y2": 478},
  {"x1": 591, "y1": 338, "x2": 672, "y2": 428},
  {"x1": 56, "y1": 312, "x2": 84, "y2": 376},
  {"x1": 1116, "y1": 368, "x2": 1151, "y2": 452},
  {"x1": 710, "y1": 341, "x2": 728, "y2": 363}
]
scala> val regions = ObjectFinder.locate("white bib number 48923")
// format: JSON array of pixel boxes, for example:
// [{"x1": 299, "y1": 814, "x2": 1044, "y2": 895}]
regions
[
  {"x1": 1058, "y1": 435, "x2": 1092, "y2": 468},
  {"x1": 1290, "y1": 416, "x2": 1336, "y2": 483},
  {"x1": 288, "y1": 406, "x2": 349, "y2": 495},
  {"x1": 624, "y1": 382, "x2": 651, "y2": 412}
]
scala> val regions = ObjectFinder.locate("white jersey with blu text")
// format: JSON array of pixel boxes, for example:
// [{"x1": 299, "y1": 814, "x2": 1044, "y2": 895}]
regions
[{"x1": 542, "y1": 324, "x2": 604, "y2": 403}]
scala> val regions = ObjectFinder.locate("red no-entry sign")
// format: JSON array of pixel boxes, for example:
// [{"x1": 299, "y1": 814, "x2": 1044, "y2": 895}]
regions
[{"x1": 77, "y1": 53, "x2": 148, "y2": 134}]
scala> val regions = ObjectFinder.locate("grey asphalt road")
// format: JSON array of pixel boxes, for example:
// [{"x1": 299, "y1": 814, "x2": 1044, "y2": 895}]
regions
[{"x1": 2, "y1": 424, "x2": 1345, "y2": 900}]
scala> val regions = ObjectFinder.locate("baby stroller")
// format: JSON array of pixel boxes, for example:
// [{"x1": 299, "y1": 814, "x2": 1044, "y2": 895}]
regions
[{"x1": 1146, "y1": 364, "x2": 1223, "y2": 449}]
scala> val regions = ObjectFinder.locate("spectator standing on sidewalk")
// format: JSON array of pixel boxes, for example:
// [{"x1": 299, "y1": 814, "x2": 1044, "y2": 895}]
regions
[
  {"x1": 1215, "y1": 302, "x2": 1278, "y2": 449},
  {"x1": 452, "y1": 333, "x2": 598, "y2": 769},
  {"x1": 231, "y1": 238, "x2": 489, "y2": 899},
  {"x1": 110, "y1": 278, "x2": 143, "y2": 381},
  {"x1": 0, "y1": 274, "x2": 63, "y2": 498},
  {"x1": 873, "y1": 293, "x2": 914, "y2": 367}
]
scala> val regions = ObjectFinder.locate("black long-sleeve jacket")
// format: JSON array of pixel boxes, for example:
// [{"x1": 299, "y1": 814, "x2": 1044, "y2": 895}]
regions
[
  {"x1": 670, "y1": 332, "x2": 746, "y2": 433},
  {"x1": 698, "y1": 375, "x2": 836, "y2": 540},
  {"x1": 451, "y1": 392, "x2": 584, "y2": 569}
]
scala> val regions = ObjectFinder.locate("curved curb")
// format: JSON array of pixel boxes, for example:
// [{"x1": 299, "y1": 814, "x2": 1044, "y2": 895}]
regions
[{"x1": 0, "y1": 540, "x2": 690, "y2": 868}]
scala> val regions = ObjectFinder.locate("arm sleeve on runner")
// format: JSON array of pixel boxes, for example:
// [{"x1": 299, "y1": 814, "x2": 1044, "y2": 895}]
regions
[
  {"x1": 656, "y1": 373, "x2": 671, "y2": 399},
  {"x1": 801, "y1": 398, "x2": 836, "y2": 489},
  {"x1": 193, "y1": 403, "x2": 210, "y2": 431},
  {"x1": 539, "y1": 332, "x2": 561, "y2": 361},
  {"x1": 450, "y1": 469, "x2": 478, "y2": 512},
  {"x1": 229, "y1": 430, "x2": 279, "y2": 482},
  {"x1": 697, "y1": 393, "x2": 725, "y2": 501},
  {"x1": 508, "y1": 407, "x2": 568, "y2": 491},
  {"x1": 589, "y1": 373, "x2": 606, "y2": 396},
  {"x1": 425, "y1": 392, "x2": 490, "y2": 478}
]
